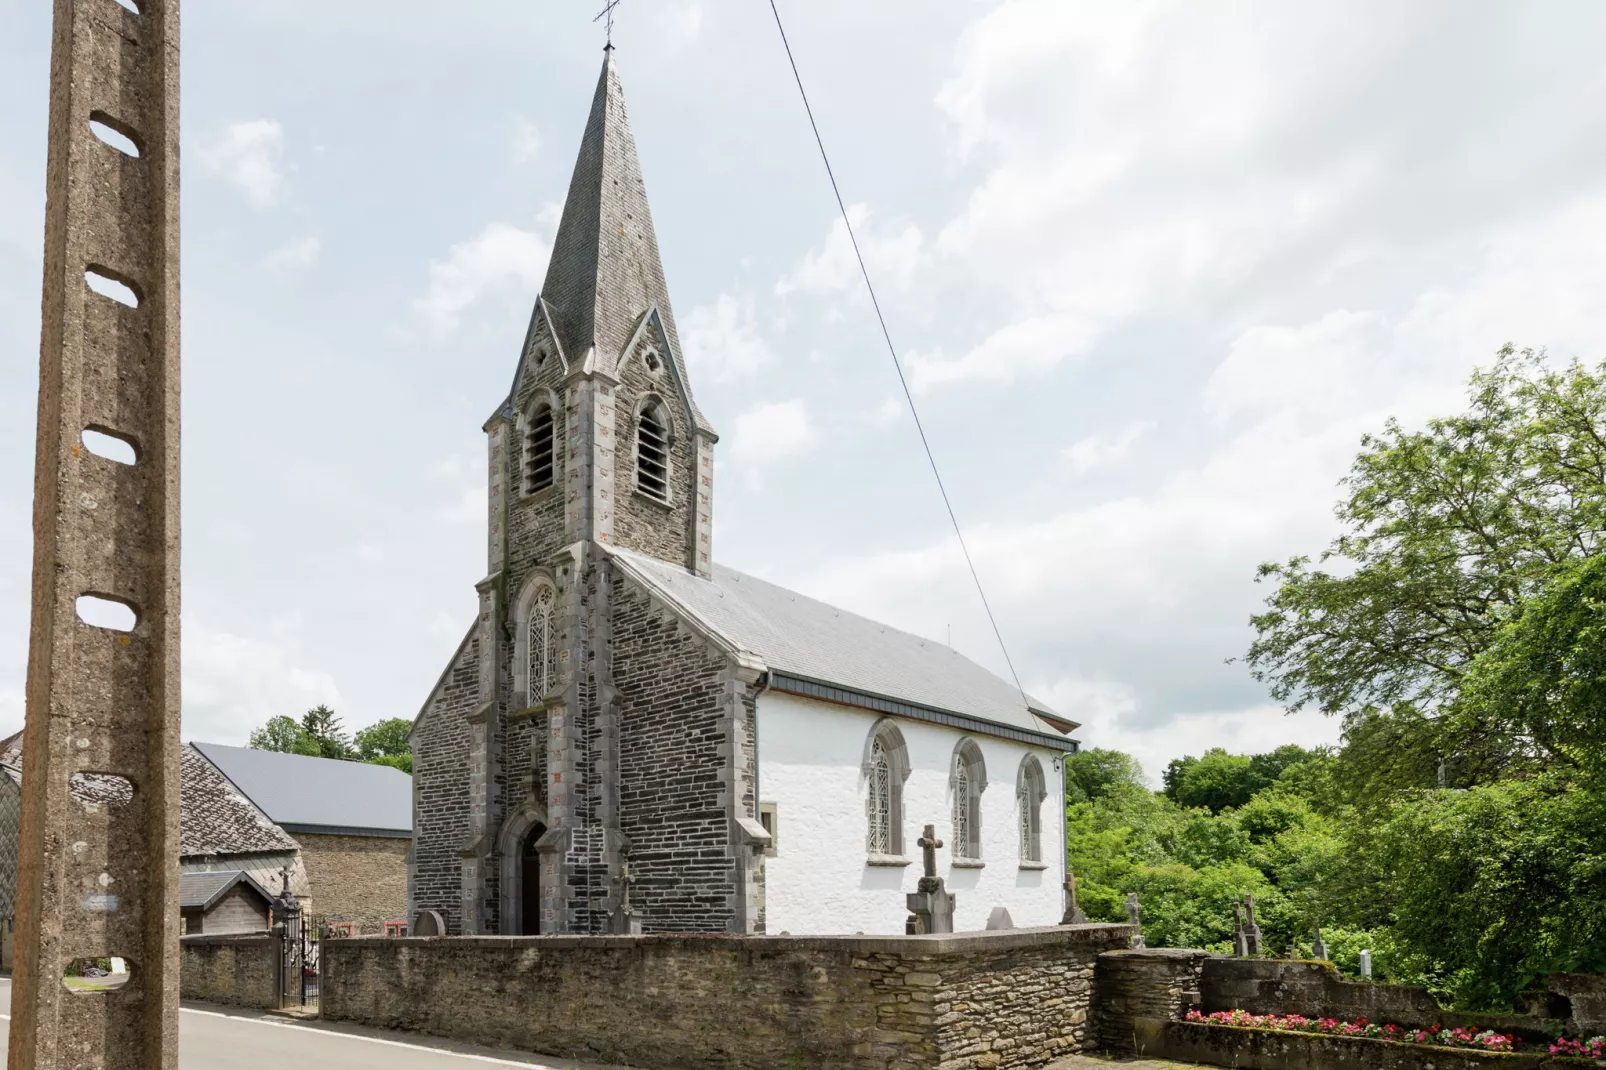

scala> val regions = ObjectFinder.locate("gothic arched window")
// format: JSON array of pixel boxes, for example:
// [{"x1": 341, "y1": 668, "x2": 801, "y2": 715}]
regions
[
  {"x1": 950, "y1": 739, "x2": 987, "y2": 862},
  {"x1": 1017, "y1": 755, "x2": 1047, "y2": 864},
  {"x1": 863, "y1": 720, "x2": 910, "y2": 860},
  {"x1": 524, "y1": 402, "x2": 556, "y2": 495},
  {"x1": 526, "y1": 584, "x2": 558, "y2": 702},
  {"x1": 636, "y1": 398, "x2": 671, "y2": 503}
]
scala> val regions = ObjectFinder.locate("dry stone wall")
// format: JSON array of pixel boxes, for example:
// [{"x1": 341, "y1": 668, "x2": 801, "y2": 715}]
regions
[
  {"x1": 299, "y1": 832, "x2": 409, "y2": 934},
  {"x1": 179, "y1": 933, "x2": 279, "y2": 1009},
  {"x1": 1092, "y1": 948, "x2": 1209, "y2": 1056},
  {"x1": 320, "y1": 924, "x2": 1131, "y2": 1070}
]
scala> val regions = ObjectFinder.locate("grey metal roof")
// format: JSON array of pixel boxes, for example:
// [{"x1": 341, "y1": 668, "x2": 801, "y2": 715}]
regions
[
  {"x1": 191, "y1": 743, "x2": 411, "y2": 837},
  {"x1": 610, "y1": 549, "x2": 1075, "y2": 744},
  {"x1": 178, "y1": 870, "x2": 273, "y2": 912}
]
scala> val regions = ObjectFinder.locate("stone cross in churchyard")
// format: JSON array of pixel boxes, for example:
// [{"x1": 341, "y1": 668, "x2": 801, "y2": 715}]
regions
[
  {"x1": 607, "y1": 850, "x2": 642, "y2": 935},
  {"x1": 906, "y1": 823, "x2": 956, "y2": 934},
  {"x1": 1231, "y1": 903, "x2": 1249, "y2": 957},
  {"x1": 1312, "y1": 924, "x2": 1328, "y2": 962},
  {"x1": 1061, "y1": 871, "x2": 1089, "y2": 925},
  {"x1": 1126, "y1": 892, "x2": 1146, "y2": 948},
  {"x1": 1242, "y1": 894, "x2": 1264, "y2": 957}
]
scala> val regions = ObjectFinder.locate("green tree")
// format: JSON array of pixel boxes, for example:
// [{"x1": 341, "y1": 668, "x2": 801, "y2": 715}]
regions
[
  {"x1": 1065, "y1": 747, "x2": 1147, "y2": 803},
  {"x1": 248, "y1": 714, "x2": 320, "y2": 756},
  {"x1": 354, "y1": 717, "x2": 413, "y2": 774},
  {"x1": 299, "y1": 704, "x2": 354, "y2": 760},
  {"x1": 1246, "y1": 349, "x2": 1606, "y2": 788},
  {"x1": 1164, "y1": 748, "x2": 1258, "y2": 812}
]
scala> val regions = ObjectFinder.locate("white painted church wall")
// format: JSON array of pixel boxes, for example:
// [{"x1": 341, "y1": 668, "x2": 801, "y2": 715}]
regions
[{"x1": 757, "y1": 689, "x2": 1068, "y2": 936}]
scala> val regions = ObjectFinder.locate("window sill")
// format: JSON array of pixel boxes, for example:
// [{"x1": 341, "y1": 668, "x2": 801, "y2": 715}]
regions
[
  {"x1": 951, "y1": 859, "x2": 985, "y2": 870},
  {"x1": 519, "y1": 483, "x2": 560, "y2": 506},
  {"x1": 633, "y1": 487, "x2": 674, "y2": 511},
  {"x1": 865, "y1": 854, "x2": 912, "y2": 868},
  {"x1": 1018, "y1": 860, "x2": 1049, "y2": 871}
]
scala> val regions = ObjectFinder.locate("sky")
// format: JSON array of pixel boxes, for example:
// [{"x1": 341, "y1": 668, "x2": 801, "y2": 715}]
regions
[{"x1": 2, "y1": 1, "x2": 1606, "y2": 783}]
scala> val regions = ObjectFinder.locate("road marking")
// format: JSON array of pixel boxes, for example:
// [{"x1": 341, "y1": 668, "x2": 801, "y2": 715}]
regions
[
  {"x1": 177, "y1": 1007, "x2": 568, "y2": 1067},
  {"x1": 0, "y1": 1005, "x2": 573, "y2": 1067}
]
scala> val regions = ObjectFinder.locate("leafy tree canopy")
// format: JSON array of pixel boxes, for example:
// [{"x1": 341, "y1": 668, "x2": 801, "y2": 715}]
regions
[
  {"x1": 247, "y1": 707, "x2": 411, "y2": 773},
  {"x1": 355, "y1": 718, "x2": 413, "y2": 774}
]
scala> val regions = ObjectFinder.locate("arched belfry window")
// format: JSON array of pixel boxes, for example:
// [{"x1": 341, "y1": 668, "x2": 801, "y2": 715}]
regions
[
  {"x1": 1017, "y1": 755, "x2": 1047, "y2": 864},
  {"x1": 636, "y1": 398, "x2": 671, "y2": 503},
  {"x1": 524, "y1": 402, "x2": 556, "y2": 495},
  {"x1": 950, "y1": 739, "x2": 987, "y2": 862},
  {"x1": 863, "y1": 720, "x2": 910, "y2": 860},
  {"x1": 517, "y1": 578, "x2": 559, "y2": 706}
]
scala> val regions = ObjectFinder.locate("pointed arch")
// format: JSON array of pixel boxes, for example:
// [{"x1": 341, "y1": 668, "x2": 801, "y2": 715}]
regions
[
  {"x1": 634, "y1": 393, "x2": 673, "y2": 503},
  {"x1": 1016, "y1": 754, "x2": 1047, "y2": 864},
  {"x1": 862, "y1": 719, "x2": 911, "y2": 860},
  {"x1": 496, "y1": 799, "x2": 550, "y2": 935},
  {"x1": 513, "y1": 569, "x2": 560, "y2": 708},
  {"x1": 521, "y1": 387, "x2": 561, "y2": 496},
  {"x1": 950, "y1": 738, "x2": 987, "y2": 862}
]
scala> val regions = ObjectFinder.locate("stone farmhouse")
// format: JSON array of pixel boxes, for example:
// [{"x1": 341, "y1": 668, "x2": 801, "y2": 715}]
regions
[
  {"x1": 0, "y1": 734, "x2": 412, "y2": 959},
  {"x1": 408, "y1": 52, "x2": 1081, "y2": 939}
]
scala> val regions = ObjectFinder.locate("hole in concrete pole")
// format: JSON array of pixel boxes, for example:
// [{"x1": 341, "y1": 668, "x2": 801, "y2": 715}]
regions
[
  {"x1": 69, "y1": 772, "x2": 135, "y2": 813},
  {"x1": 84, "y1": 266, "x2": 141, "y2": 308},
  {"x1": 110, "y1": 0, "x2": 140, "y2": 13},
  {"x1": 63, "y1": 956, "x2": 132, "y2": 993},
  {"x1": 81, "y1": 427, "x2": 138, "y2": 465},
  {"x1": 88, "y1": 113, "x2": 142, "y2": 158},
  {"x1": 75, "y1": 594, "x2": 137, "y2": 632}
]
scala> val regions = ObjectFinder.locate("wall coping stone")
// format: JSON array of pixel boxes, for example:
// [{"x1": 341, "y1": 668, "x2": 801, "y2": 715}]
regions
[
  {"x1": 180, "y1": 933, "x2": 273, "y2": 946},
  {"x1": 336, "y1": 921, "x2": 1131, "y2": 957}
]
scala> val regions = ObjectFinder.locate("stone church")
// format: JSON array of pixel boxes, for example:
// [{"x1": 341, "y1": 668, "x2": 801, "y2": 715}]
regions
[{"x1": 408, "y1": 51, "x2": 1080, "y2": 938}]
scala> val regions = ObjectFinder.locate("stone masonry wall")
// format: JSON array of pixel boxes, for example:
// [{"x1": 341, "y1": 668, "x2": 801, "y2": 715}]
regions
[
  {"x1": 409, "y1": 630, "x2": 478, "y2": 934},
  {"x1": 612, "y1": 572, "x2": 739, "y2": 932},
  {"x1": 1131, "y1": 1018, "x2": 1562, "y2": 1070},
  {"x1": 1092, "y1": 948, "x2": 1209, "y2": 1056},
  {"x1": 180, "y1": 933, "x2": 280, "y2": 1009},
  {"x1": 321, "y1": 924, "x2": 1131, "y2": 1070},
  {"x1": 300, "y1": 833, "x2": 410, "y2": 935},
  {"x1": 612, "y1": 321, "x2": 695, "y2": 569}
]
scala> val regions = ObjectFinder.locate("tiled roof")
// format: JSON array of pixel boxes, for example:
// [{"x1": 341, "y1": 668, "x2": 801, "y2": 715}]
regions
[
  {"x1": 181, "y1": 745, "x2": 300, "y2": 856},
  {"x1": 178, "y1": 870, "x2": 274, "y2": 912},
  {"x1": 191, "y1": 743, "x2": 411, "y2": 837},
  {"x1": 610, "y1": 549, "x2": 1077, "y2": 744}
]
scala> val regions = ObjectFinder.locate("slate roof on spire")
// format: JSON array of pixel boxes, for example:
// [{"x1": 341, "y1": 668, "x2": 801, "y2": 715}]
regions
[{"x1": 534, "y1": 52, "x2": 712, "y2": 433}]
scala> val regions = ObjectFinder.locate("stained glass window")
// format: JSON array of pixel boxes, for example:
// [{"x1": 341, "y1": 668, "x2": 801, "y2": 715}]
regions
[
  {"x1": 868, "y1": 737, "x2": 892, "y2": 855},
  {"x1": 952, "y1": 752, "x2": 974, "y2": 859},
  {"x1": 527, "y1": 586, "x2": 557, "y2": 700}
]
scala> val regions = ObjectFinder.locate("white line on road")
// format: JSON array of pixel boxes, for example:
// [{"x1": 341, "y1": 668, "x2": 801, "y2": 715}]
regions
[{"x1": 1, "y1": 1009, "x2": 566, "y2": 1068}]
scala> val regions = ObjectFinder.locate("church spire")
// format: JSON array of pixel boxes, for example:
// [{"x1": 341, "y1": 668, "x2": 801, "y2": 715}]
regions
[{"x1": 538, "y1": 52, "x2": 708, "y2": 430}]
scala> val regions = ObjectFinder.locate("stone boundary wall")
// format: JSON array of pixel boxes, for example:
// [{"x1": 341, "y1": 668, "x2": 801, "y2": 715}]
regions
[
  {"x1": 321, "y1": 924, "x2": 1131, "y2": 1070},
  {"x1": 180, "y1": 932, "x2": 279, "y2": 1009},
  {"x1": 1201, "y1": 959, "x2": 1576, "y2": 1039},
  {"x1": 1131, "y1": 1017, "x2": 1595, "y2": 1070},
  {"x1": 1092, "y1": 948, "x2": 1209, "y2": 1056}
]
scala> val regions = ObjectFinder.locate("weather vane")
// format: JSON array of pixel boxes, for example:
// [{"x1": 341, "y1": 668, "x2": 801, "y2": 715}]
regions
[{"x1": 594, "y1": 0, "x2": 622, "y2": 48}]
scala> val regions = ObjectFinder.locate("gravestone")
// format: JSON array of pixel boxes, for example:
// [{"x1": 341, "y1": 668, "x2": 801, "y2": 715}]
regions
[
  {"x1": 986, "y1": 906, "x2": 1015, "y2": 930},
  {"x1": 412, "y1": 910, "x2": 447, "y2": 937},
  {"x1": 1126, "y1": 892, "x2": 1146, "y2": 949},
  {"x1": 1311, "y1": 924, "x2": 1328, "y2": 962},
  {"x1": 607, "y1": 852, "x2": 642, "y2": 935},
  {"x1": 1231, "y1": 903, "x2": 1248, "y2": 957},
  {"x1": 1061, "y1": 871, "x2": 1089, "y2": 925},
  {"x1": 906, "y1": 824, "x2": 956, "y2": 934},
  {"x1": 1242, "y1": 894, "x2": 1263, "y2": 957}
]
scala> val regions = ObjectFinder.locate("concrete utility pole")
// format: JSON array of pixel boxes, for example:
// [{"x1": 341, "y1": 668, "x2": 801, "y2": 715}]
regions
[{"x1": 11, "y1": 0, "x2": 182, "y2": 1066}]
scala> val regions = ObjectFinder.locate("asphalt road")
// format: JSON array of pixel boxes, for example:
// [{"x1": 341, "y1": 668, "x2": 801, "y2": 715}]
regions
[{"x1": 0, "y1": 978, "x2": 628, "y2": 1070}]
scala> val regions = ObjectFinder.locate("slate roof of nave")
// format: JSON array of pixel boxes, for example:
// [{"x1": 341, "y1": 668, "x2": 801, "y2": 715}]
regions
[{"x1": 611, "y1": 548, "x2": 1074, "y2": 742}]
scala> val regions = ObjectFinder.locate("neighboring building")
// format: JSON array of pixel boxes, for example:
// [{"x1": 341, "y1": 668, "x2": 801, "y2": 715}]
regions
[
  {"x1": 192, "y1": 743, "x2": 412, "y2": 935},
  {"x1": 178, "y1": 871, "x2": 276, "y2": 936},
  {"x1": 0, "y1": 734, "x2": 411, "y2": 944},
  {"x1": 408, "y1": 52, "x2": 1080, "y2": 940}
]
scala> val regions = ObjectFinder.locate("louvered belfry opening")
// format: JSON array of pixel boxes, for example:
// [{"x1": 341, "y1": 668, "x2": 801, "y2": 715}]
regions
[
  {"x1": 637, "y1": 401, "x2": 670, "y2": 501},
  {"x1": 526, "y1": 405, "x2": 555, "y2": 493}
]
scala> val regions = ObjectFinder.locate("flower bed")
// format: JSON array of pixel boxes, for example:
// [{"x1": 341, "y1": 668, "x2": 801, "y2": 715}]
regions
[{"x1": 1186, "y1": 1009, "x2": 1606, "y2": 1060}]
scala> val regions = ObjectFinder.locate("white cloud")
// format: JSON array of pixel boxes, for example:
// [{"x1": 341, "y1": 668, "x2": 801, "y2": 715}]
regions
[
  {"x1": 907, "y1": 313, "x2": 1096, "y2": 392},
  {"x1": 868, "y1": 397, "x2": 905, "y2": 429},
  {"x1": 682, "y1": 293, "x2": 775, "y2": 381},
  {"x1": 182, "y1": 620, "x2": 343, "y2": 744},
  {"x1": 1064, "y1": 421, "x2": 1155, "y2": 475},
  {"x1": 656, "y1": 3, "x2": 705, "y2": 48},
  {"x1": 263, "y1": 235, "x2": 321, "y2": 273},
  {"x1": 414, "y1": 221, "x2": 552, "y2": 338},
  {"x1": 776, "y1": 205, "x2": 924, "y2": 297},
  {"x1": 726, "y1": 400, "x2": 817, "y2": 490},
  {"x1": 200, "y1": 120, "x2": 287, "y2": 208},
  {"x1": 511, "y1": 120, "x2": 541, "y2": 164}
]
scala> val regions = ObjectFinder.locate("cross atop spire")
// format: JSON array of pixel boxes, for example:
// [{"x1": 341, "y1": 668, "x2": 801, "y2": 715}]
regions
[{"x1": 594, "y1": 0, "x2": 622, "y2": 49}]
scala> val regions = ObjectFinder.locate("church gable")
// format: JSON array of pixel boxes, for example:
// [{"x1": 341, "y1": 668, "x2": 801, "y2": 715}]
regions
[{"x1": 409, "y1": 625, "x2": 481, "y2": 935}]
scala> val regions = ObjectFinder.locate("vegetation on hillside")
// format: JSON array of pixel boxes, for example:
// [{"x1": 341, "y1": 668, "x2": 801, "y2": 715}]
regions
[{"x1": 1074, "y1": 350, "x2": 1606, "y2": 1012}]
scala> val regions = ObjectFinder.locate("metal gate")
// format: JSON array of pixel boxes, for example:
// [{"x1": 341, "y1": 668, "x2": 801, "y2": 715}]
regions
[{"x1": 273, "y1": 894, "x2": 320, "y2": 1010}]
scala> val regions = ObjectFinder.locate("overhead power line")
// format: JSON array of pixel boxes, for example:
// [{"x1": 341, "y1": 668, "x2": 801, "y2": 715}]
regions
[{"x1": 766, "y1": 0, "x2": 1032, "y2": 713}]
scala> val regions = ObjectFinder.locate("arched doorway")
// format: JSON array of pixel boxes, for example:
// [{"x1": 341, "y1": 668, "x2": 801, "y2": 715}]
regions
[{"x1": 520, "y1": 821, "x2": 547, "y2": 934}]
